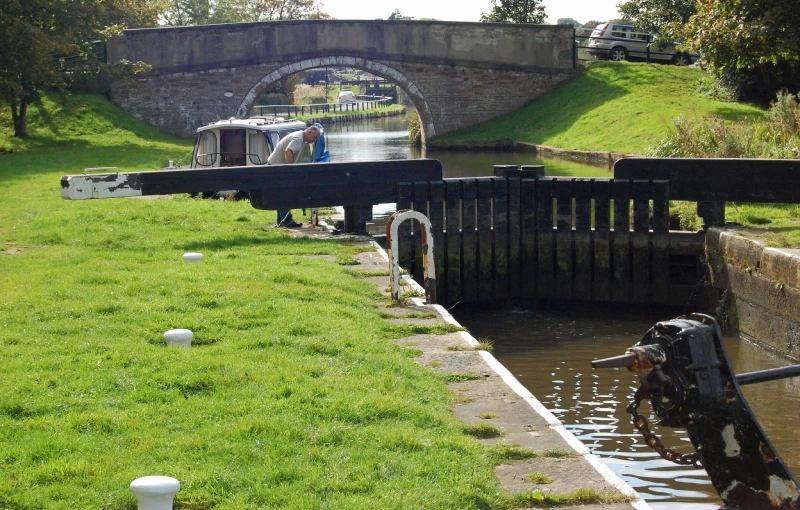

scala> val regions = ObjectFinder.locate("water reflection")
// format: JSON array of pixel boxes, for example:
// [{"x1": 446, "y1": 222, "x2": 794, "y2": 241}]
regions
[
  {"x1": 325, "y1": 115, "x2": 613, "y2": 225},
  {"x1": 455, "y1": 307, "x2": 800, "y2": 509},
  {"x1": 324, "y1": 115, "x2": 613, "y2": 178}
]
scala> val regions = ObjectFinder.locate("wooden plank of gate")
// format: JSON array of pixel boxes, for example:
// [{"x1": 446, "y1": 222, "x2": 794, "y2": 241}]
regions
[
  {"x1": 536, "y1": 179, "x2": 555, "y2": 300},
  {"x1": 574, "y1": 178, "x2": 593, "y2": 302},
  {"x1": 413, "y1": 181, "x2": 429, "y2": 285},
  {"x1": 520, "y1": 178, "x2": 538, "y2": 301},
  {"x1": 461, "y1": 179, "x2": 478, "y2": 303},
  {"x1": 506, "y1": 173, "x2": 522, "y2": 300},
  {"x1": 651, "y1": 180, "x2": 670, "y2": 304},
  {"x1": 593, "y1": 180, "x2": 611, "y2": 302},
  {"x1": 493, "y1": 177, "x2": 509, "y2": 301},
  {"x1": 612, "y1": 179, "x2": 631, "y2": 303},
  {"x1": 477, "y1": 178, "x2": 495, "y2": 301},
  {"x1": 396, "y1": 182, "x2": 414, "y2": 273},
  {"x1": 444, "y1": 180, "x2": 462, "y2": 305},
  {"x1": 428, "y1": 181, "x2": 445, "y2": 303},
  {"x1": 555, "y1": 179, "x2": 574, "y2": 301},
  {"x1": 631, "y1": 180, "x2": 651, "y2": 303}
]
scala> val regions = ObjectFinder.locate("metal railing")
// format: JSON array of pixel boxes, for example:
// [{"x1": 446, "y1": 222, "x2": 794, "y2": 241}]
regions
[{"x1": 254, "y1": 96, "x2": 394, "y2": 118}]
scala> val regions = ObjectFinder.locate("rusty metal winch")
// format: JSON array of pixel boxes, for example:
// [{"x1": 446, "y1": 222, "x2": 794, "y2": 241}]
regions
[{"x1": 593, "y1": 313, "x2": 800, "y2": 509}]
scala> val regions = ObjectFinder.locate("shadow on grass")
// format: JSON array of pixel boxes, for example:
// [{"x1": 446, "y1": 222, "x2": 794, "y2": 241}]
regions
[
  {"x1": 180, "y1": 234, "x2": 337, "y2": 251},
  {"x1": 0, "y1": 141, "x2": 190, "y2": 186}
]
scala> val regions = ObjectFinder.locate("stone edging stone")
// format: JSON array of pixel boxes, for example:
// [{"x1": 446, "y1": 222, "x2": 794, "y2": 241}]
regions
[{"x1": 706, "y1": 227, "x2": 800, "y2": 362}]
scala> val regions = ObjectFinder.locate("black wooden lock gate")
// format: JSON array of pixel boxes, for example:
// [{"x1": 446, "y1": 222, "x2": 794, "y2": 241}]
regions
[{"x1": 394, "y1": 167, "x2": 706, "y2": 309}]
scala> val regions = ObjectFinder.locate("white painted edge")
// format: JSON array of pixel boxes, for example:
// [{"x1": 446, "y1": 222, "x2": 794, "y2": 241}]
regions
[
  {"x1": 370, "y1": 240, "x2": 652, "y2": 509},
  {"x1": 61, "y1": 174, "x2": 144, "y2": 200}
]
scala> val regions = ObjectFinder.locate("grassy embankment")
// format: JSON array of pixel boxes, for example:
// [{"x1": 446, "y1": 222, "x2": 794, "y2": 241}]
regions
[
  {"x1": 294, "y1": 104, "x2": 406, "y2": 124},
  {"x1": 0, "y1": 94, "x2": 559, "y2": 508},
  {"x1": 438, "y1": 61, "x2": 800, "y2": 247}
]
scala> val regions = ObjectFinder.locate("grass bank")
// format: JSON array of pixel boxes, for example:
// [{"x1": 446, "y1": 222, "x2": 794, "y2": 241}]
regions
[
  {"x1": 436, "y1": 61, "x2": 800, "y2": 247},
  {"x1": 295, "y1": 103, "x2": 406, "y2": 124},
  {"x1": 0, "y1": 94, "x2": 513, "y2": 507},
  {"x1": 435, "y1": 61, "x2": 764, "y2": 155}
]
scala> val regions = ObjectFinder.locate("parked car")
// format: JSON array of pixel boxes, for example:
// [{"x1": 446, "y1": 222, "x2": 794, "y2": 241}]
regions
[
  {"x1": 337, "y1": 90, "x2": 356, "y2": 103},
  {"x1": 586, "y1": 22, "x2": 695, "y2": 66}
]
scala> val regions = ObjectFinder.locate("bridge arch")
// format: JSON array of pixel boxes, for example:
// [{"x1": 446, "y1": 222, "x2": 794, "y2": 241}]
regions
[{"x1": 236, "y1": 56, "x2": 436, "y2": 139}]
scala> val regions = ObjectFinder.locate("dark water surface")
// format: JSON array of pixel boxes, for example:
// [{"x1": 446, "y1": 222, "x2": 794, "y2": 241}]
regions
[{"x1": 455, "y1": 307, "x2": 800, "y2": 509}]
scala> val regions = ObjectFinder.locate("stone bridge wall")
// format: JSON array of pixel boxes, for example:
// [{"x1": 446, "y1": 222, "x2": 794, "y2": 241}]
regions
[{"x1": 107, "y1": 20, "x2": 576, "y2": 139}]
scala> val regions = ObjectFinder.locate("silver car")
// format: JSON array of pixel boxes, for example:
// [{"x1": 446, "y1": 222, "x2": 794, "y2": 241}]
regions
[{"x1": 586, "y1": 23, "x2": 695, "y2": 66}]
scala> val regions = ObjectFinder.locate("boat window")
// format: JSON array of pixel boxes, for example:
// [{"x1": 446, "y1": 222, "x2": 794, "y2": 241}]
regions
[
  {"x1": 220, "y1": 129, "x2": 246, "y2": 167},
  {"x1": 196, "y1": 131, "x2": 217, "y2": 167},
  {"x1": 248, "y1": 131, "x2": 269, "y2": 165},
  {"x1": 268, "y1": 132, "x2": 279, "y2": 151}
]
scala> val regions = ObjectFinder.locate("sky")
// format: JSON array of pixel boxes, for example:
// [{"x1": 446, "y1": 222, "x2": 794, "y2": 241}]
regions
[{"x1": 321, "y1": 0, "x2": 621, "y2": 25}]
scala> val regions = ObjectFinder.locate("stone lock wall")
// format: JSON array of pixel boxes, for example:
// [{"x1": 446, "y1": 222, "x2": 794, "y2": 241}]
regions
[
  {"x1": 107, "y1": 20, "x2": 576, "y2": 139},
  {"x1": 706, "y1": 228, "x2": 800, "y2": 361}
]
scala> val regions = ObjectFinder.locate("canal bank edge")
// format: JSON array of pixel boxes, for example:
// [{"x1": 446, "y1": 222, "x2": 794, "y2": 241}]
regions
[
  {"x1": 330, "y1": 231, "x2": 650, "y2": 508},
  {"x1": 706, "y1": 227, "x2": 800, "y2": 362},
  {"x1": 302, "y1": 106, "x2": 406, "y2": 125},
  {"x1": 367, "y1": 241, "x2": 650, "y2": 509},
  {"x1": 425, "y1": 139, "x2": 639, "y2": 166}
]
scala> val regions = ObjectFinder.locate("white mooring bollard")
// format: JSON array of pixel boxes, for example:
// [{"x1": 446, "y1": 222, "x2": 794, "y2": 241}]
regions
[
  {"x1": 164, "y1": 329, "x2": 193, "y2": 348},
  {"x1": 182, "y1": 252, "x2": 203, "y2": 263},
  {"x1": 130, "y1": 476, "x2": 180, "y2": 510}
]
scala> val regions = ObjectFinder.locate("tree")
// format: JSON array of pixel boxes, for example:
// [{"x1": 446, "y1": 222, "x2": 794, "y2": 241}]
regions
[
  {"x1": 162, "y1": 0, "x2": 328, "y2": 25},
  {"x1": 556, "y1": 18, "x2": 581, "y2": 27},
  {"x1": 480, "y1": 0, "x2": 545, "y2": 24},
  {"x1": 680, "y1": 0, "x2": 800, "y2": 101},
  {"x1": 387, "y1": 8, "x2": 413, "y2": 20},
  {"x1": 616, "y1": 0, "x2": 695, "y2": 38},
  {"x1": 0, "y1": 0, "x2": 155, "y2": 137},
  {"x1": 160, "y1": 0, "x2": 211, "y2": 26}
]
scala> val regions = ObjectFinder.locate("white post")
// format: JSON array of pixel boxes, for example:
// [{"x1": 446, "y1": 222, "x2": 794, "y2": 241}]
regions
[{"x1": 130, "y1": 476, "x2": 180, "y2": 510}]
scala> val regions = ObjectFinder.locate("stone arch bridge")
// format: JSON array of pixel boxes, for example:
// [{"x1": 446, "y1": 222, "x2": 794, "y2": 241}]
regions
[{"x1": 108, "y1": 20, "x2": 576, "y2": 141}]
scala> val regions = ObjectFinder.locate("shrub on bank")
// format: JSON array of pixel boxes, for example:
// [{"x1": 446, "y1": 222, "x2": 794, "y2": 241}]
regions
[
  {"x1": 649, "y1": 91, "x2": 800, "y2": 158},
  {"x1": 257, "y1": 93, "x2": 291, "y2": 106},
  {"x1": 293, "y1": 84, "x2": 326, "y2": 105},
  {"x1": 407, "y1": 110, "x2": 421, "y2": 146}
]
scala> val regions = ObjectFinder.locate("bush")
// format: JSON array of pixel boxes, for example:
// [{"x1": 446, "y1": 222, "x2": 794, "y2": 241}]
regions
[
  {"x1": 407, "y1": 110, "x2": 421, "y2": 146},
  {"x1": 648, "y1": 91, "x2": 800, "y2": 159},
  {"x1": 293, "y1": 84, "x2": 326, "y2": 105},
  {"x1": 258, "y1": 93, "x2": 290, "y2": 106},
  {"x1": 768, "y1": 90, "x2": 800, "y2": 135}
]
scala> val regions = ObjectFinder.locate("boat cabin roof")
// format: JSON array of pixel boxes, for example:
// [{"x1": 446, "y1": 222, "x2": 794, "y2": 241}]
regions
[{"x1": 196, "y1": 117, "x2": 307, "y2": 133}]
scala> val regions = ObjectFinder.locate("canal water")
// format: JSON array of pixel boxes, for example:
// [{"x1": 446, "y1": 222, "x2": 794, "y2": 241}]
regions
[
  {"x1": 456, "y1": 307, "x2": 800, "y2": 509},
  {"x1": 326, "y1": 115, "x2": 800, "y2": 507},
  {"x1": 324, "y1": 115, "x2": 611, "y2": 178}
]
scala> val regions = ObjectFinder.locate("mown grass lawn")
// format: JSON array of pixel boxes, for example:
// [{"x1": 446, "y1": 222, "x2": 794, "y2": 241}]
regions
[
  {"x1": 436, "y1": 61, "x2": 765, "y2": 155},
  {"x1": 0, "y1": 94, "x2": 511, "y2": 508}
]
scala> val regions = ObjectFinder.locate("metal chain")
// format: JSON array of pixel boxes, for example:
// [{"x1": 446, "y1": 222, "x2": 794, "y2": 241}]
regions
[{"x1": 627, "y1": 387, "x2": 704, "y2": 469}]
